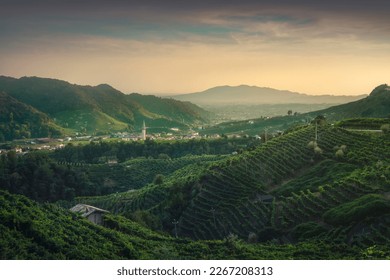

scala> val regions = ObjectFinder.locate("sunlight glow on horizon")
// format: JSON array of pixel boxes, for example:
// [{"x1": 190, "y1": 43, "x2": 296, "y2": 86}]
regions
[{"x1": 1, "y1": 1, "x2": 389, "y2": 96}]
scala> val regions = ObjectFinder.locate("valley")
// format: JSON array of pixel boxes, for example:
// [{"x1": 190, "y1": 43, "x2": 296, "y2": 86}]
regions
[{"x1": 0, "y1": 79, "x2": 389, "y2": 260}]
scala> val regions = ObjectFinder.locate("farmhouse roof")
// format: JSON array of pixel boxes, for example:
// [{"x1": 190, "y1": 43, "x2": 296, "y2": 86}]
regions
[{"x1": 70, "y1": 204, "x2": 109, "y2": 218}]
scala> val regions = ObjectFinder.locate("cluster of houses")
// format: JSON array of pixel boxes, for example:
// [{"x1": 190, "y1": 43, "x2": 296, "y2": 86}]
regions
[{"x1": 2, "y1": 138, "x2": 67, "y2": 155}]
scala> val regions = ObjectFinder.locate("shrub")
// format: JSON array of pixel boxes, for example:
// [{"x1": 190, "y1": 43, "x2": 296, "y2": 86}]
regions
[{"x1": 335, "y1": 149, "x2": 344, "y2": 158}]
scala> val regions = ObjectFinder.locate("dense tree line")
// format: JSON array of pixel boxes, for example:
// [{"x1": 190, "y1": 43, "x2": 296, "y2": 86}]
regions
[
  {"x1": 0, "y1": 151, "x2": 93, "y2": 202},
  {"x1": 0, "y1": 92, "x2": 62, "y2": 141},
  {"x1": 53, "y1": 138, "x2": 259, "y2": 164},
  {"x1": 0, "y1": 138, "x2": 257, "y2": 202},
  {"x1": 0, "y1": 120, "x2": 59, "y2": 142}
]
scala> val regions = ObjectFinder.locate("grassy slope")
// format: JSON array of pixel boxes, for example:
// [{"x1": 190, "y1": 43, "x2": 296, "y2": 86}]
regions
[
  {"x1": 128, "y1": 93, "x2": 209, "y2": 124},
  {"x1": 54, "y1": 109, "x2": 130, "y2": 133}
]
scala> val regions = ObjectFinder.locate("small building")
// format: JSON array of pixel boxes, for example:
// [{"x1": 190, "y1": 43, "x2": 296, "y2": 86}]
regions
[
  {"x1": 70, "y1": 204, "x2": 109, "y2": 225},
  {"x1": 107, "y1": 157, "x2": 118, "y2": 165}
]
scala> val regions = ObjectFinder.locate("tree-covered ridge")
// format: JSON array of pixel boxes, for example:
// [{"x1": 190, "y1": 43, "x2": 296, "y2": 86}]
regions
[
  {"x1": 0, "y1": 151, "x2": 92, "y2": 202},
  {"x1": 0, "y1": 76, "x2": 210, "y2": 138},
  {"x1": 311, "y1": 84, "x2": 390, "y2": 120},
  {"x1": 1, "y1": 190, "x2": 388, "y2": 260},
  {"x1": 53, "y1": 137, "x2": 257, "y2": 163},
  {"x1": 0, "y1": 92, "x2": 63, "y2": 141},
  {"x1": 127, "y1": 93, "x2": 210, "y2": 124}
]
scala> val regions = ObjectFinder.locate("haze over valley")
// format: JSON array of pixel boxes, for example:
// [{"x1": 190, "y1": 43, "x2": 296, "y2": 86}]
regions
[
  {"x1": 167, "y1": 85, "x2": 367, "y2": 121},
  {"x1": 1, "y1": 0, "x2": 390, "y2": 262}
]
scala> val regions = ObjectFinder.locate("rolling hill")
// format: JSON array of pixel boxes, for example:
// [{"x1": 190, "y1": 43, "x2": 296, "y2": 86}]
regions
[
  {"x1": 3, "y1": 189, "x2": 384, "y2": 259},
  {"x1": 1, "y1": 121, "x2": 389, "y2": 259},
  {"x1": 0, "y1": 91, "x2": 64, "y2": 141},
  {"x1": 200, "y1": 84, "x2": 390, "y2": 136},
  {"x1": 1, "y1": 78, "x2": 389, "y2": 259},
  {"x1": 310, "y1": 84, "x2": 390, "y2": 120},
  {"x1": 79, "y1": 124, "x2": 390, "y2": 249},
  {"x1": 0, "y1": 76, "x2": 209, "y2": 139},
  {"x1": 171, "y1": 85, "x2": 366, "y2": 106}
]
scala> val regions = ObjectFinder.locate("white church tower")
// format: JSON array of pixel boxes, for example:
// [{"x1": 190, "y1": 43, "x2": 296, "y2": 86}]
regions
[{"x1": 142, "y1": 121, "x2": 146, "y2": 140}]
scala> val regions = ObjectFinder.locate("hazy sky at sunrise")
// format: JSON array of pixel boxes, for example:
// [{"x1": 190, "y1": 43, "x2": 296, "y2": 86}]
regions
[{"x1": 1, "y1": 0, "x2": 389, "y2": 95}]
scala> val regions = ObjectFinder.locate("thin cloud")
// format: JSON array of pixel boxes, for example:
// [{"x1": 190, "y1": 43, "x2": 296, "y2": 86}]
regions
[{"x1": 1, "y1": 0, "x2": 389, "y2": 95}]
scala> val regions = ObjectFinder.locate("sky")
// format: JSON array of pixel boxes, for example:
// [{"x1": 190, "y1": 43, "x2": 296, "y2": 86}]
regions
[{"x1": 1, "y1": 0, "x2": 390, "y2": 95}]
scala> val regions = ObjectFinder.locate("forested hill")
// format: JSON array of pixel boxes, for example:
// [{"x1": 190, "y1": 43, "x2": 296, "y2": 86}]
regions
[
  {"x1": 128, "y1": 93, "x2": 210, "y2": 125},
  {"x1": 308, "y1": 84, "x2": 390, "y2": 120},
  {"x1": 0, "y1": 76, "x2": 209, "y2": 139},
  {"x1": 0, "y1": 91, "x2": 64, "y2": 141}
]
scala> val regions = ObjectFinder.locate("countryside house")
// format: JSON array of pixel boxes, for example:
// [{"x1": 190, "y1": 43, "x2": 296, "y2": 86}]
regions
[{"x1": 70, "y1": 204, "x2": 109, "y2": 225}]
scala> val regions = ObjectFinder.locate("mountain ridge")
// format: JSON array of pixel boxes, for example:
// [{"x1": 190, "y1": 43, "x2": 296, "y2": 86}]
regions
[
  {"x1": 170, "y1": 85, "x2": 367, "y2": 105},
  {"x1": 0, "y1": 76, "x2": 209, "y2": 139},
  {"x1": 200, "y1": 84, "x2": 390, "y2": 136}
]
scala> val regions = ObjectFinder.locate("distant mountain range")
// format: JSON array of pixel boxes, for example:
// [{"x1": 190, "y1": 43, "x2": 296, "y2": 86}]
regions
[
  {"x1": 201, "y1": 84, "x2": 390, "y2": 136},
  {"x1": 171, "y1": 85, "x2": 366, "y2": 106},
  {"x1": 1, "y1": 76, "x2": 387, "y2": 142},
  {"x1": 0, "y1": 76, "x2": 209, "y2": 141}
]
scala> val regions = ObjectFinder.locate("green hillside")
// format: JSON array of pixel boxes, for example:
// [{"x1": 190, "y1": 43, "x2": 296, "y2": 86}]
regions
[
  {"x1": 1, "y1": 190, "x2": 388, "y2": 259},
  {"x1": 79, "y1": 125, "x2": 390, "y2": 249},
  {"x1": 0, "y1": 138, "x2": 251, "y2": 203},
  {"x1": 0, "y1": 91, "x2": 64, "y2": 141},
  {"x1": 201, "y1": 84, "x2": 390, "y2": 136},
  {"x1": 1, "y1": 123, "x2": 389, "y2": 259},
  {"x1": 71, "y1": 155, "x2": 226, "y2": 194},
  {"x1": 128, "y1": 93, "x2": 210, "y2": 126},
  {"x1": 1, "y1": 78, "x2": 389, "y2": 260},
  {"x1": 0, "y1": 76, "x2": 209, "y2": 138},
  {"x1": 312, "y1": 84, "x2": 390, "y2": 120}
]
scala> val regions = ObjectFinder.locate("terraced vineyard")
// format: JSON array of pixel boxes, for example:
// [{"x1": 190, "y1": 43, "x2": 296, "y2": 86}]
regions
[
  {"x1": 177, "y1": 126, "x2": 319, "y2": 239},
  {"x1": 1, "y1": 121, "x2": 389, "y2": 259},
  {"x1": 5, "y1": 189, "x2": 388, "y2": 259},
  {"x1": 71, "y1": 155, "x2": 226, "y2": 194},
  {"x1": 2, "y1": 81, "x2": 390, "y2": 260},
  {"x1": 74, "y1": 124, "x2": 390, "y2": 253}
]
